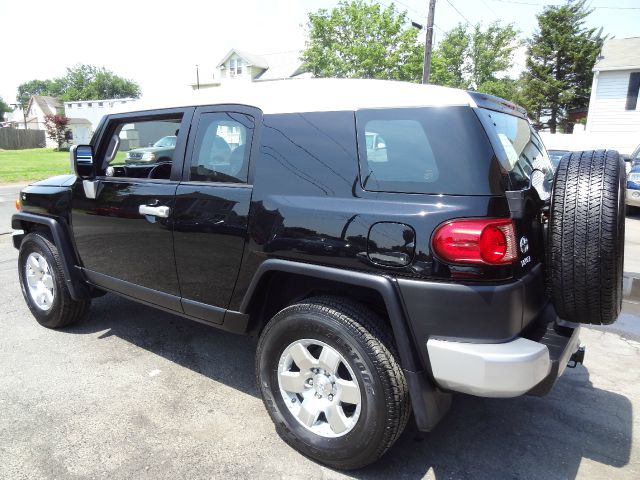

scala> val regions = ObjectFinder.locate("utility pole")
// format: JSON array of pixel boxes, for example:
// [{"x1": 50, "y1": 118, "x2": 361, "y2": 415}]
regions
[
  {"x1": 422, "y1": 0, "x2": 437, "y2": 84},
  {"x1": 196, "y1": 64, "x2": 200, "y2": 90}
]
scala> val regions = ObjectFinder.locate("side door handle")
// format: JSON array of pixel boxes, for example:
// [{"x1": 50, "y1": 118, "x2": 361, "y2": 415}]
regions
[{"x1": 139, "y1": 205, "x2": 170, "y2": 218}]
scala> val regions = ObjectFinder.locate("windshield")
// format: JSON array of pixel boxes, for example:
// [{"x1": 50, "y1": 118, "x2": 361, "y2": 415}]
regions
[
  {"x1": 477, "y1": 108, "x2": 554, "y2": 199},
  {"x1": 153, "y1": 136, "x2": 177, "y2": 148}
]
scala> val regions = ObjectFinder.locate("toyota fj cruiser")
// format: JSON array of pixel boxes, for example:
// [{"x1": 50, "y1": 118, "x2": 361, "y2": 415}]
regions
[{"x1": 12, "y1": 79, "x2": 625, "y2": 470}]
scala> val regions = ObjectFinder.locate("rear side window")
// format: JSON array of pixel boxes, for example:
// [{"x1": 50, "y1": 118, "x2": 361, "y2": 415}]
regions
[
  {"x1": 477, "y1": 108, "x2": 554, "y2": 195},
  {"x1": 356, "y1": 106, "x2": 498, "y2": 195}
]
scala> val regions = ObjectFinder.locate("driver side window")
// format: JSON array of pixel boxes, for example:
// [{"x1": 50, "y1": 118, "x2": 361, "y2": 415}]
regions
[{"x1": 100, "y1": 115, "x2": 183, "y2": 180}]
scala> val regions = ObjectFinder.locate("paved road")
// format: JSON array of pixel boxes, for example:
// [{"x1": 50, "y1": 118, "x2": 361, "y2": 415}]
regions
[
  {"x1": 0, "y1": 235, "x2": 639, "y2": 479},
  {"x1": 0, "y1": 184, "x2": 23, "y2": 234}
]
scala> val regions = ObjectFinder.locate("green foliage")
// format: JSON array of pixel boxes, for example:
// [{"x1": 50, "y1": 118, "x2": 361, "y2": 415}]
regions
[
  {"x1": 520, "y1": 0, "x2": 603, "y2": 132},
  {"x1": 430, "y1": 25, "x2": 470, "y2": 88},
  {"x1": 0, "y1": 96, "x2": 12, "y2": 116},
  {"x1": 430, "y1": 21, "x2": 521, "y2": 100},
  {"x1": 16, "y1": 79, "x2": 64, "y2": 107},
  {"x1": 301, "y1": 0, "x2": 424, "y2": 82},
  {"x1": 16, "y1": 64, "x2": 141, "y2": 105}
]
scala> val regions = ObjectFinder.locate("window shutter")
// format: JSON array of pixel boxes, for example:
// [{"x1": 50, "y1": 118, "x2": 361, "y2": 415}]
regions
[{"x1": 626, "y1": 72, "x2": 640, "y2": 111}]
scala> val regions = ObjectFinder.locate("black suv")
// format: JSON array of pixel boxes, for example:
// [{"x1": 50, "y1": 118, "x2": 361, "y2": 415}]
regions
[{"x1": 12, "y1": 79, "x2": 626, "y2": 470}]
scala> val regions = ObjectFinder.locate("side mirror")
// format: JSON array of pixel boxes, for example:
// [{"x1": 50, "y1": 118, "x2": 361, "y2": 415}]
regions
[{"x1": 70, "y1": 144, "x2": 94, "y2": 179}]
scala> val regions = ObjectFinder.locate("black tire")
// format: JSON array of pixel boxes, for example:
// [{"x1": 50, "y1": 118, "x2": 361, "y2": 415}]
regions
[
  {"x1": 256, "y1": 296, "x2": 410, "y2": 470},
  {"x1": 18, "y1": 232, "x2": 90, "y2": 328},
  {"x1": 548, "y1": 150, "x2": 625, "y2": 325}
]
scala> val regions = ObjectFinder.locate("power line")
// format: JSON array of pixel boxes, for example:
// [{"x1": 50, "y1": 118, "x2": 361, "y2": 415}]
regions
[
  {"x1": 479, "y1": 0, "x2": 501, "y2": 18},
  {"x1": 489, "y1": 0, "x2": 640, "y2": 9},
  {"x1": 444, "y1": 0, "x2": 472, "y2": 25}
]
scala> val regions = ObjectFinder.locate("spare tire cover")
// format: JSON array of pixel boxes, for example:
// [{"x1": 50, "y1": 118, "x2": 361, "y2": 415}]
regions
[{"x1": 548, "y1": 150, "x2": 625, "y2": 325}]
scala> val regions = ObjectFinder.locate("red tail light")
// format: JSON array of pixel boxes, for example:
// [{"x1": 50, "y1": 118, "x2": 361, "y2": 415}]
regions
[{"x1": 432, "y1": 218, "x2": 517, "y2": 265}]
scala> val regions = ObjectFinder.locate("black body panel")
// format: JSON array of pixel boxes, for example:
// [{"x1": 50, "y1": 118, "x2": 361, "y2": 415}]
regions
[
  {"x1": 71, "y1": 180, "x2": 181, "y2": 296},
  {"x1": 230, "y1": 110, "x2": 513, "y2": 310},
  {"x1": 397, "y1": 264, "x2": 547, "y2": 347},
  {"x1": 173, "y1": 184, "x2": 251, "y2": 313}
]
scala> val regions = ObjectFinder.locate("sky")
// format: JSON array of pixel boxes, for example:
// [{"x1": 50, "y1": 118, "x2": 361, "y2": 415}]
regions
[{"x1": 1, "y1": 0, "x2": 638, "y2": 105}]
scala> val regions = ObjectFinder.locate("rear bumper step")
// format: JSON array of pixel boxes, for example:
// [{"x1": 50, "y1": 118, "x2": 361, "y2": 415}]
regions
[{"x1": 426, "y1": 318, "x2": 581, "y2": 398}]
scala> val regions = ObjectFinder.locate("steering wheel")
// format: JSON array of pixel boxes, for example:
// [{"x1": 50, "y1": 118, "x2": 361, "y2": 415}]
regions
[{"x1": 147, "y1": 162, "x2": 172, "y2": 179}]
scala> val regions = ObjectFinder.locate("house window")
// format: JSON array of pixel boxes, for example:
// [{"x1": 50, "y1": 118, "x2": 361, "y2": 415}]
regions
[
  {"x1": 626, "y1": 72, "x2": 640, "y2": 111},
  {"x1": 230, "y1": 58, "x2": 242, "y2": 77},
  {"x1": 98, "y1": 102, "x2": 103, "y2": 107},
  {"x1": 88, "y1": 102, "x2": 92, "y2": 107}
]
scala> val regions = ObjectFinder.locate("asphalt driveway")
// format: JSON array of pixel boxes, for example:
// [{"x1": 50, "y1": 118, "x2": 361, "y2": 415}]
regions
[{"x1": 0, "y1": 233, "x2": 639, "y2": 479}]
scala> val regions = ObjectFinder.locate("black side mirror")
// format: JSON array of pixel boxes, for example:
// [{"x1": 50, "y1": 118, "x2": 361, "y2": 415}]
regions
[{"x1": 70, "y1": 144, "x2": 94, "y2": 179}]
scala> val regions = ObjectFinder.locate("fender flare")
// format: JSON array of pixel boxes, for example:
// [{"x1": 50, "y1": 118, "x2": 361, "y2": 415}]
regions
[
  {"x1": 239, "y1": 259, "x2": 451, "y2": 431},
  {"x1": 12, "y1": 212, "x2": 90, "y2": 300}
]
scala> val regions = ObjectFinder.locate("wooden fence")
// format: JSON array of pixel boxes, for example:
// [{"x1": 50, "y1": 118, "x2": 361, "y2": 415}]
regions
[{"x1": 0, "y1": 128, "x2": 46, "y2": 149}]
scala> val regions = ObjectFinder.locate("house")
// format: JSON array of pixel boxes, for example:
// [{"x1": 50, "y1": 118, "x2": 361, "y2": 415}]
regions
[
  {"x1": 25, "y1": 96, "x2": 63, "y2": 130},
  {"x1": 585, "y1": 37, "x2": 640, "y2": 153},
  {"x1": 64, "y1": 98, "x2": 137, "y2": 145},
  {"x1": 190, "y1": 48, "x2": 310, "y2": 90},
  {"x1": 22, "y1": 96, "x2": 65, "y2": 147}
]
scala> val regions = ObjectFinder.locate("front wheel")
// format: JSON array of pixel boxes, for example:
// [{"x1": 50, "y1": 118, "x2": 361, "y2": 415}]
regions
[
  {"x1": 256, "y1": 296, "x2": 410, "y2": 470},
  {"x1": 18, "y1": 232, "x2": 90, "y2": 328}
]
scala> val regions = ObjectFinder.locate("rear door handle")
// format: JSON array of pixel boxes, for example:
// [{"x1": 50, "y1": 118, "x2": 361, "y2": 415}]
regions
[{"x1": 139, "y1": 205, "x2": 170, "y2": 218}]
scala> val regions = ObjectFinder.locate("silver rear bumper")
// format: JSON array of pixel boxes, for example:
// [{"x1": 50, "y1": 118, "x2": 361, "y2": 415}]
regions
[{"x1": 427, "y1": 327, "x2": 581, "y2": 397}]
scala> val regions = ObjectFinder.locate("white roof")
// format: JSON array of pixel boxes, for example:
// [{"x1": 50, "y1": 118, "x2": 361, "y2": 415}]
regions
[
  {"x1": 113, "y1": 79, "x2": 476, "y2": 116},
  {"x1": 593, "y1": 37, "x2": 640, "y2": 71}
]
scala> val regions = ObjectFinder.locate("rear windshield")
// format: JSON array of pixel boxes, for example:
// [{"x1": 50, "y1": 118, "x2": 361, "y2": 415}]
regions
[
  {"x1": 476, "y1": 108, "x2": 554, "y2": 195},
  {"x1": 356, "y1": 106, "x2": 497, "y2": 195}
]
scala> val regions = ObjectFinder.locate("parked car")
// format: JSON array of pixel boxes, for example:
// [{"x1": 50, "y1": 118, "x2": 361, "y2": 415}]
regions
[
  {"x1": 124, "y1": 135, "x2": 177, "y2": 164},
  {"x1": 11, "y1": 79, "x2": 626, "y2": 470},
  {"x1": 631, "y1": 143, "x2": 640, "y2": 167},
  {"x1": 547, "y1": 149, "x2": 570, "y2": 170}
]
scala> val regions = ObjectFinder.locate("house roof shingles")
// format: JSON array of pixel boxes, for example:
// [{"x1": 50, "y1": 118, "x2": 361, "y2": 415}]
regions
[
  {"x1": 254, "y1": 51, "x2": 309, "y2": 81},
  {"x1": 593, "y1": 37, "x2": 640, "y2": 71},
  {"x1": 33, "y1": 95, "x2": 63, "y2": 115}
]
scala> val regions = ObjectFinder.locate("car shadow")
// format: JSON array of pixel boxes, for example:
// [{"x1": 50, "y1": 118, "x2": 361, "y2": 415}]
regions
[
  {"x1": 67, "y1": 295, "x2": 632, "y2": 479},
  {"x1": 66, "y1": 293, "x2": 260, "y2": 398}
]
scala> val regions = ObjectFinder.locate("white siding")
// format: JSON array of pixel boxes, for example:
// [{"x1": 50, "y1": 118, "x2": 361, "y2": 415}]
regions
[{"x1": 587, "y1": 70, "x2": 640, "y2": 133}]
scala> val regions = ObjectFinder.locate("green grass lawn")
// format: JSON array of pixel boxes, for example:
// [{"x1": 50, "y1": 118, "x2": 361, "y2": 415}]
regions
[{"x1": 0, "y1": 148, "x2": 72, "y2": 183}]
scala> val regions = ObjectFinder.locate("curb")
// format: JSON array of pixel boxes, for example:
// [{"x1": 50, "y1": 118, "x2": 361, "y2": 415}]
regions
[{"x1": 623, "y1": 273, "x2": 640, "y2": 303}]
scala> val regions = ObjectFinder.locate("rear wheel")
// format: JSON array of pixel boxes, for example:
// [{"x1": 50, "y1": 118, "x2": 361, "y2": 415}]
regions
[
  {"x1": 18, "y1": 232, "x2": 90, "y2": 328},
  {"x1": 548, "y1": 150, "x2": 625, "y2": 325},
  {"x1": 256, "y1": 296, "x2": 410, "y2": 470}
]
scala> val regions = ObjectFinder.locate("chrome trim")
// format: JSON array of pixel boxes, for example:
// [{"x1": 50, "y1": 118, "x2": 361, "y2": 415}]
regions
[{"x1": 138, "y1": 205, "x2": 170, "y2": 218}]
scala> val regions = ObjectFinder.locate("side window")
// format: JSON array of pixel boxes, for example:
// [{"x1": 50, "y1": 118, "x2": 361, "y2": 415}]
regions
[
  {"x1": 99, "y1": 115, "x2": 183, "y2": 180},
  {"x1": 361, "y1": 117, "x2": 439, "y2": 189},
  {"x1": 189, "y1": 112, "x2": 254, "y2": 183}
]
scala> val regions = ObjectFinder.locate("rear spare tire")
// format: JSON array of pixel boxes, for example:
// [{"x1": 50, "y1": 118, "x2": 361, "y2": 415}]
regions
[{"x1": 548, "y1": 149, "x2": 625, "y2": 325}]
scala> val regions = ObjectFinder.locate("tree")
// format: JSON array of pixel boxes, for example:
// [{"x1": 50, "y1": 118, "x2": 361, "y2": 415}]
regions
[
  {"x1": 59, "y1": 64, "x2": 141, "y2": 101},
  {"x1": 301, "y1": 0, "x2": 424, "y2": 82},
  {"x1": 521, "y1": 0, "x2": 603, "y2": 133},
  {"x1": 44, "y1": 114, "x2": 71, "y2": 150},
  {"x1": 0, "y1": 96, "x2": 11, "y2": 119},
  {"x1": 16, "y1": 64, "x2": 141, "y2": 105},
  {"x1": 430, "y1": 21, "x2": 521, "y2": 100},
  {"x1": 16, "y1": 79, "x2": 64, "y2": 107}
]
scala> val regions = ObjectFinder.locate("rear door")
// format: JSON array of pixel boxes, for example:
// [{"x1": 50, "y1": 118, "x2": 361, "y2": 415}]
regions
[
  {"x1": 172, "y1": 105, "x2": 261, "y2": 324},
  {"x1": 475, "y1": 107, "x2": 555, "y2": 277},
  {"x1": 71, "y1": 108, "x2": 194, "y2": 311}
]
